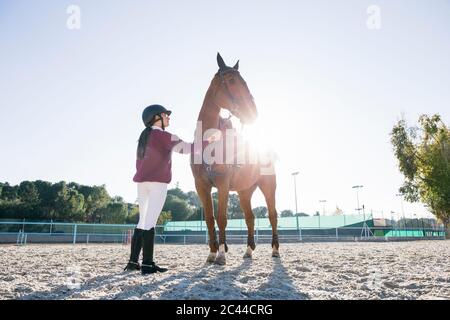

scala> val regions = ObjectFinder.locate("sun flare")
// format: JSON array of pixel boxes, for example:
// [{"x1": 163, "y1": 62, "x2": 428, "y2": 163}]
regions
[{"x1": 222, "y1": 109, "x2": 280, "y2": 159}]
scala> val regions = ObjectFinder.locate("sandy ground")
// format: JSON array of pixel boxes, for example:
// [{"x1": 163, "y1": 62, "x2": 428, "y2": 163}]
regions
[{"x1": 0, "y1": 241, "x2": 449, "y2": 300}]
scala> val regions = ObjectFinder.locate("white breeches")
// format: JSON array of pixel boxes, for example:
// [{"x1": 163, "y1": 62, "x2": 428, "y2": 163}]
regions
[{"x1": 136, "y1": 182, "x2": 168, "y2": 231}]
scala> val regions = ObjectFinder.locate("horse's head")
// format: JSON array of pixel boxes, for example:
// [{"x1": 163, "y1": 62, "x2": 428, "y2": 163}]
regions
[{"x1": 212, "y1": 53, "x2": 258, "y2": 124}]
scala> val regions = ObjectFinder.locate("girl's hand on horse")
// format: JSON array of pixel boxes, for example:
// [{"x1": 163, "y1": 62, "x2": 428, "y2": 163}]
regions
[{"x1": 206, "y1": 130, "x2": 222, "y2": 143}]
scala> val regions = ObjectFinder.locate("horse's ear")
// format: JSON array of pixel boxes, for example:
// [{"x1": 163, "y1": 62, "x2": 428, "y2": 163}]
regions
[
  {"x1": 217, "y1": 52, "x2": 227, "y2": 70},
  {"x1": 233, "y1": 60, "x2": 239, "y2": 70}
]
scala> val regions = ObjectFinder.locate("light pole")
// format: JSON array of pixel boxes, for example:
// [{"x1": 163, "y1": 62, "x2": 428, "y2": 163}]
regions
[
  {"x1": 413, "y1": 213, "x2": 418, "y2": 237},
  {"x1": 418, "y1": 212, "x2": 425, "y2": 234},
  {"x1": 396, "y1": 194, "x2": 406, "y2": 233},
  {"x1": 362, "y1": 204, "x2": 366, "y2": 224},
  {"x1": 352, "y1": 185, "x2": 364, "y2": 216},
  {"x1": 292, "y1": 172, "x2": 299, "y2": 215},
  {"x1": 424, "y1": 204, "x2": 433, "y2": 234},
  {"x1": 319, "y1": 200, "x2": 327, "y2": 216},
  {"x1": 411, "y1": 211, "x2": 416, "y2": 236},
  {"x1": 390, "y1": 211, "x2": 396, "y2": 236}
]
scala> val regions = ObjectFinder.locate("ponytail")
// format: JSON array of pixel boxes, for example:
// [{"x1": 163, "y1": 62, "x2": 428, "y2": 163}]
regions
[
  {"x1": 136, "y1": 114, "x2": 165, "y2": 159},
  {"x1": 137, "y1": 126, "x2": 153, "y2": 159}
]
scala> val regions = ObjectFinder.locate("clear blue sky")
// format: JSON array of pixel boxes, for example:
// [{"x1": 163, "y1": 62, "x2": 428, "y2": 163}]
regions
[{"x1": 1, "y1": 0, "x2": 449, "y2": 219}]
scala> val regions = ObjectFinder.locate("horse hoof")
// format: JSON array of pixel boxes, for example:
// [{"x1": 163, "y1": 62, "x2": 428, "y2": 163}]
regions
[
  {"x1": 214, "y1": 253, "x2": 226, "y2": 265},
  {"x1": 206, "y1": 253, "x2": 217, "y2": 263},
  {"x1": 272, "y1": 250, "x2": 280, "y2": 258},
  {"x1": 243, "y1": 246, "x2": 253, "y2": 259}
]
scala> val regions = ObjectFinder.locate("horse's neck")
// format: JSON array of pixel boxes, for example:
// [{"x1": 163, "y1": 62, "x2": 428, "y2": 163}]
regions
[{"x1": 197, "y1": 87, "x2": 220, "y2": 133}]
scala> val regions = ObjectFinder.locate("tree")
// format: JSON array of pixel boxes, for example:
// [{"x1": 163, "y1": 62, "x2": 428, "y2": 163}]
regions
[
  {"x1": 18, "y1": 181, "x2": 39, "y2": 204},
  {"x1": 34, "y1": 180, "x2": 55, "y2": 218},
  {"x1": 126, "y1": 204, "x2": 140, "y2": 224},
  {"x1": 187, "y1": 207, "x2": 202, "y2": 221},
  {"x1": 228, "y1": 194, "x2": 243, "y2": 219},
  {"x1": 281, "y1": 209, "x2": 294, "y2": 217},
  {"x1": 391, "y1": 114, "x2": 449, "y2": 237},
  {"x1": 98, "y1": 199, "x2": 128, "y2": 224},
  {"x1": 295, "y1": 212, "x2": 309, "y2": 217},
  {"x1": 163, "y1": 194, "x2": 194, "y2": 221},
  {"x1": 53, "y1": 182, "x2": 85, "y2": 221},
  {"x1": 0, "y1": 180, "x2": 148, "y2": 223},
  {"x1": 78, "y1": 185, "x2": 110, "y2": 222},
  {"x1": 212, "y1": 192, "x2": 219, "y2": 219},
  {"x1": 253, "y1": 206, "x2": 268, "y2": 218},
  {"x1": 183, "y1": 191, "x2": 202, "y2": 221},
  {"x1": 168, "y1": 186, "x2": 186, "y2": 200},
  {"x1": 0, "y1": 183, "x2": 18, "y2": 201},
  {"x1": 0, "y1": 199, "x2": 22, "y2": 220},
  {"x1": 186, "y1": 191, "x2": 201, "y2": 208},
  {"x1": 66, "y1": 189, "x2": 85, "y2": 222},
  {"x1": 157, "y1": 211, "x2": 172, "y2": 225},
  {"x1": 209, "y1": 192, "x2": 244, "y2": 220}
]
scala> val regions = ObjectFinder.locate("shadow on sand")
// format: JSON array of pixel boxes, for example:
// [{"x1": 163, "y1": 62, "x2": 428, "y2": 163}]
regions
[{"x1": 20, "y1": 251, "x2": 309, "y2": 300}]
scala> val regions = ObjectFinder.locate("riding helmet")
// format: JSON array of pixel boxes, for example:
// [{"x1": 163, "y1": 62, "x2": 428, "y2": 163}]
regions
[{"x1": 142, "y1": 104, "x2": 172, "y2": 126}]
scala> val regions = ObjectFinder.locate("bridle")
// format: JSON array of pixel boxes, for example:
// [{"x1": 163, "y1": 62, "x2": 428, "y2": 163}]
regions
[{"x1": 216, "y1": 69, "x2": 254, "y2": 121}]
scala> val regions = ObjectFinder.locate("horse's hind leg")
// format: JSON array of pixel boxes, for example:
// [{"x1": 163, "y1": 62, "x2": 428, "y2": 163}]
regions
[
  {"x1": 257, "y1": 174, "x2": 280, "y2": 257},
  {"x1": 238, "y1": 184, "x2": 258, "y2": 259}
]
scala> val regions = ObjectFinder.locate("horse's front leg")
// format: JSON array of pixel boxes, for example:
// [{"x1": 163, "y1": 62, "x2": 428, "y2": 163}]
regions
[
  {"x1": 238, "y1": 185, "x2": 257, "y2": 259},
  {"x1": 195, "y1": 180, "x2": 217, "y2": 263},
  {"x1": 258, "y1": 175, "x2": 280, "y2": 258},
  {"x1": 214, "y1": 185, "x2": 230, "y2": 265}
]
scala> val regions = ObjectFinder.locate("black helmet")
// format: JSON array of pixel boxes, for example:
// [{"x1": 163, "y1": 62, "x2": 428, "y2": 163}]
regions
[{"x1": 142, "y1": 104, "x2": 172, "y2": 126}]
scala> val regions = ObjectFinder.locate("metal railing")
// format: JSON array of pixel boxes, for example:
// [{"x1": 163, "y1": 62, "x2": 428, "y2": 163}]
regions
[{"x1": 1, "y1": 220, "x2": 446, "y2": 245}]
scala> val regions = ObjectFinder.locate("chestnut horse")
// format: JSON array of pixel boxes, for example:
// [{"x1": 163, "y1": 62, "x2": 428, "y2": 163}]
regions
[{"x1": 190, "y1": 53, "x2": 279, "y2": 265}]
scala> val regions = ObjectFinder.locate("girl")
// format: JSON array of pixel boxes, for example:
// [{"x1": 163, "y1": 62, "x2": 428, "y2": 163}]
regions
[{"x1": 125, "y1": 104, "x2": 204, "y2": 275}]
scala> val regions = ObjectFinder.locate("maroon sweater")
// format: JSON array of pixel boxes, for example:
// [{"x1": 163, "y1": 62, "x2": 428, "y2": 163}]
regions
[{"x1": 133, "y1": 127, "x2": 195, "y2": 184}]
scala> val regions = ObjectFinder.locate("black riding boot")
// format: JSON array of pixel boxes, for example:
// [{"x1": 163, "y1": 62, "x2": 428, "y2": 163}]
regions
[
  {"x1": 124, "y1": 228, "x2": 143, "y2": 271},
  {"x1": 141, "y1": 228, "x2": 168, "y2": 275}
]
